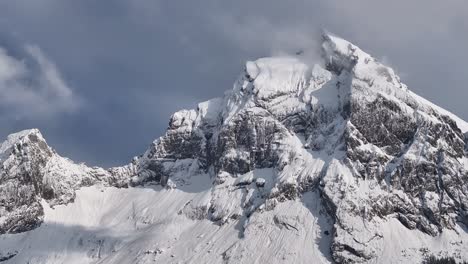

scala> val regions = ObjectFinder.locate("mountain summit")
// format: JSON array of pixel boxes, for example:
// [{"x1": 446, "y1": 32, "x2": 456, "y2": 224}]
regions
[{"x1": 1, "y1": 33, "x2": 467, "y2": 264}]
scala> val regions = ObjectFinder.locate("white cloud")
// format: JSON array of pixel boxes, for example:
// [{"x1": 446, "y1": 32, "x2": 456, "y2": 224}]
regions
[{"x1": 0, "y1": 44, "x2": 81, "y2": 120}]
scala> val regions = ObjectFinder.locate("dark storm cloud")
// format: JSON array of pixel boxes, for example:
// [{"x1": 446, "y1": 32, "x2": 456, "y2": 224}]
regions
[{"x1": 0, "y1": 0, "x2": 466, "y2": 167}]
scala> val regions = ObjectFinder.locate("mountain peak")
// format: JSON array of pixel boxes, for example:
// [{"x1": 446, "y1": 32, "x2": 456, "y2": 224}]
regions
[
  {"x1": 135, "y1": 33, "x2": 468, "y2": 262},
  {"x1": 0, "y1": 128, "x2": 50, "y2": 161},
  {"x1": 1, "y1": 128, "x2": 43, "y2": 146},
  {"x1": 321, "y1": 30, "x2": 369, "y2": 59}
]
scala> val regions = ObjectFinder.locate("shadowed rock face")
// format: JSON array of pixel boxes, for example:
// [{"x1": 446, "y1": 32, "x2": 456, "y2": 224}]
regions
[
  {"x1": 348, "y1": 91, "x2": 467, "y2": 233},
  {"x1": 1, "y1": 33, "x2": 467, "y2": 263},
  {"x1": 332, "y1": 85, "x2": 468, "y2": 261}
]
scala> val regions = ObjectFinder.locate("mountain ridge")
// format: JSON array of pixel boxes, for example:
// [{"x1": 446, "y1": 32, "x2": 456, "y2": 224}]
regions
[{"x1": 1, "y1": 32, "x2": 467, "y2": 263}]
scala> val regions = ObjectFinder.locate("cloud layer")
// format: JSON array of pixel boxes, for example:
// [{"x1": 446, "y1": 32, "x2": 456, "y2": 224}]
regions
[{"x1": 0, "y1": 44, "x2": 80, "y2": 120}]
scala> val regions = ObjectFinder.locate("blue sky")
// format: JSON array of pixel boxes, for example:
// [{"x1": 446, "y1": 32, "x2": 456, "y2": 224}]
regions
[{"x1": 0, "y1": 0, "x2": 467, "y2": 167}]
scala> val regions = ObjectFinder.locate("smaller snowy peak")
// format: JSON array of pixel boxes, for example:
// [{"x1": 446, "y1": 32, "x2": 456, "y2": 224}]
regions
[
  {"x1": 0, "y1": 128, "x2": 50, "y2": 162},
  {"x1": 0, "y1": 127, "x2": 136, "y2": 234},
  {"x1": 0, "y1": 128, "x2": 44, "y2": 151}
]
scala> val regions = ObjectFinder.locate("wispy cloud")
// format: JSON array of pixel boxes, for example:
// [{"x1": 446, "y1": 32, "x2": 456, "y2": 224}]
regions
[{"x1": 0, "y1": 44, "x2": 81, "y2": 120}]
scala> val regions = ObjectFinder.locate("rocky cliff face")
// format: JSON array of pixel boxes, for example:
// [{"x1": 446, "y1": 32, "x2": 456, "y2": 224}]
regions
[{"x1": 1, "y1": 32, "x2": 467, "y2": 263}]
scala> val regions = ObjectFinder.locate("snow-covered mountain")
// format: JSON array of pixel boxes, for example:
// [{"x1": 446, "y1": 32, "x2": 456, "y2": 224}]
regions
[{"x1": 1, "y1": 32, "x2": 468, "y2": 264}]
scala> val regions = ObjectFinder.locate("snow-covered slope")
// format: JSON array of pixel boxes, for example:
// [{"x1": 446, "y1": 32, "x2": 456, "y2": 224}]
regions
[
  {"x1": 0, "y1": 185, "x2": 333, "y2": 264},
  {"x1": 1, "y1": 32, "x2": 468, "y2": 263}
]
